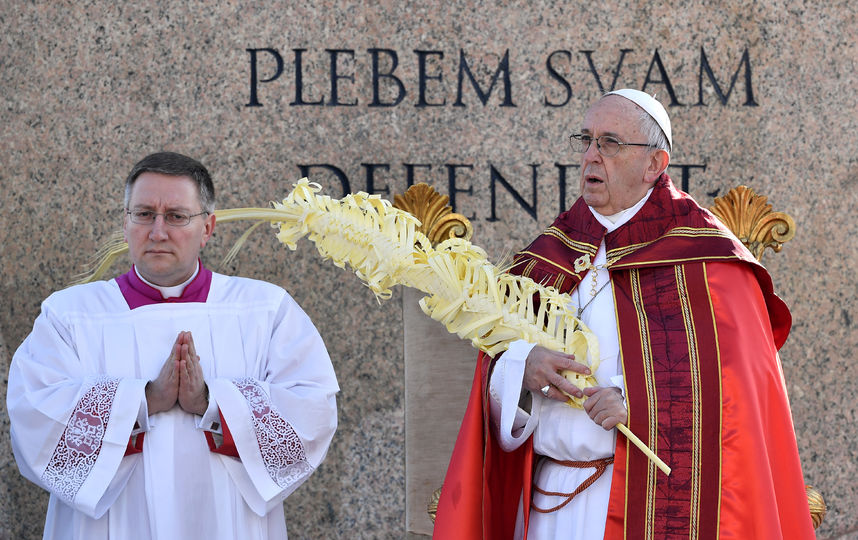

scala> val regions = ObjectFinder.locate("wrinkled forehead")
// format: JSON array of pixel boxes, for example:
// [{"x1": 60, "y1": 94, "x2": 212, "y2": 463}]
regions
[{"x1": 581, "y1": 95, "x2": 644, "y2": 138}]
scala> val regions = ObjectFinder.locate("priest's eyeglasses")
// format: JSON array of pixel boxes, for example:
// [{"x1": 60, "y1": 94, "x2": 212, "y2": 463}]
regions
[
  {"x1": 569, "y1": 134, "x2": 654, "y2": 157},
  {"x1": 126, "y1": 210, "x2": 210, "y2": 227}
]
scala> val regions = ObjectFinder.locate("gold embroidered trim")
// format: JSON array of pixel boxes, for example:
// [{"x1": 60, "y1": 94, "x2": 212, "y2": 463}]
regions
[
  {"x1": 544, "y1": 226, "x2": 599, "y2": 254},
  {"x1": 630, "y1": 269, "x2": 658, "y2": 540},
  {"x1": 517, "y1": 250, "x2": 579, "y2": 277},
  {"x1": 676, "y1": 266, "x2": 702, "y2": 537},
  {"x1": 701, "y1": 263, "x2": 724, "y2": 539},
  {"x1": 516, "y1": 258, "x2": 537, "y2": 279},
  {"x1": 606, "y1": 227, "x2": 735, "y2": 262},
  {"x1": 610, "y1": 254, "x2": 741, "y2": 270}
]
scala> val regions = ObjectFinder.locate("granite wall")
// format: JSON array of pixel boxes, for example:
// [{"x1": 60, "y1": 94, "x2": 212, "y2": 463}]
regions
[{"x1": 1, "y1": 1, "x2": 856, "y2": 538}]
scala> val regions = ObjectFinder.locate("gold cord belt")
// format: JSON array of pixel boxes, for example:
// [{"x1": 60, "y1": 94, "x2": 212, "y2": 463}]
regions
[{"x1": 531, "y1": 456, "x2": 615, "y2": 513}]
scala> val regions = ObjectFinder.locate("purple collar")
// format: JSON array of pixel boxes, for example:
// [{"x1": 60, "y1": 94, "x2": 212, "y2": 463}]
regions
[{"x1": 116, "y1": 262, "x2": 213, "y2": 309}]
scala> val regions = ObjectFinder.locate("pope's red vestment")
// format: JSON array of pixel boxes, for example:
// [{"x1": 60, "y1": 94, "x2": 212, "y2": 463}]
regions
[{"x1": 433, "y1": 175, "x2": 814, "y2": 539}]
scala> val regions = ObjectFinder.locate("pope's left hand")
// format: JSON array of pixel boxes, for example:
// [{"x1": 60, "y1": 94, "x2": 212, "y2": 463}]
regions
[{"x1": 582, "y1": 386, "x2": 627, "y2": 430}]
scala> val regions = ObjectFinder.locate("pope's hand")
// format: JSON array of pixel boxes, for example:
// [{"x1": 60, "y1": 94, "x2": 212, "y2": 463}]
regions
[
  {"x1": 582, "y1": 386, "x2": 627, "y2": 429},
  {"x1": 523, "y1": 345, "x2": 590, "y2": 402}
]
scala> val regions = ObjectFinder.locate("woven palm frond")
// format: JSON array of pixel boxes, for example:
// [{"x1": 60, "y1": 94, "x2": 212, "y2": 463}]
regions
[
  {"x1": 75, "y1": 177, "x2": 667, "y2": 473},
  {"x1": 70, "y1": 230, "x2": 129, "y2": 285}
]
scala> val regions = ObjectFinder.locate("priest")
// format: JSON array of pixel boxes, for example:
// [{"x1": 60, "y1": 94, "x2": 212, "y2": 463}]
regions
[
  {"x1": 433, "y1": 90, "x2": 815, "y2": 539},
  {"x1": 7, "y1": 152, "x2": 339, "y2": 539}
]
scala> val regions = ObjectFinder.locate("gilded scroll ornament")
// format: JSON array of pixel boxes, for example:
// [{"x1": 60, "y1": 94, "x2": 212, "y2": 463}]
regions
[
  {"x1": 709, "y1": 185, "x2": 796, "y2": 261},
  {"x1": 392, "y1": 183, "x2": 473, "y2": 245},
  {"x1": 806, "y1": 485, "x2": 826, "y2": 530},
  {"x1": 427, "y1": 486, "x2": 442, "y2": 523}
]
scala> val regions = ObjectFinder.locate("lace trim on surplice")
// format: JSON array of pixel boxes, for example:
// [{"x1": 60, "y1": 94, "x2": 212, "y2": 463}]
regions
[
  {"x1": 42, "y1": 377, "x2": 120, "y2": 503},
  {"x1": 232, "y1": 377, "x2": 312, "y2": 489}
]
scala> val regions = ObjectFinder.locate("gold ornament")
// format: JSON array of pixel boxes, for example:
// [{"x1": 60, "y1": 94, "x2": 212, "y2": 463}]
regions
[
  {"x1": 806, "y1": 485, "x2": 826, "y2": 529},
  {"x1": 392, "y1": 183, "x2": 473, "y2": 245},
  {"x1": 709, "y1": 185, "x2": 796, "y2": 261}
]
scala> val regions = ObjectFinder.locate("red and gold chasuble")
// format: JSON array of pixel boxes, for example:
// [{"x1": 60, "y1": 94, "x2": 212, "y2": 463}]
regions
[{"x1": 433, "y1": 175, "x2": 814, "y2": 539}]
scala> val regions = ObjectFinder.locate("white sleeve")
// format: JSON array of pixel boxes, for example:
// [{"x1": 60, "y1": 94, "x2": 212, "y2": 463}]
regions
[
  {"x1": 198, "y1": 396, "x2": 222, "y2": 434},
  {"x1": 609, "y1": 374, "x2": 627, "y2": 409},
  {"x1": 488, "y1": 340, "x2": 539, "y2": 452},
  {"x1": 7, "y1": 300, "x2": 146, "y2": 519},
  {"x1": 205, "y1": 292, "x2": 339, "y2": 515}
]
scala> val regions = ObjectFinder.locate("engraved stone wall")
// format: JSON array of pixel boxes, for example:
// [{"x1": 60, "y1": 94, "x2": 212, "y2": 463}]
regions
[{"x1": 1, "y1": 2, "x2": 855, "y2": 538}]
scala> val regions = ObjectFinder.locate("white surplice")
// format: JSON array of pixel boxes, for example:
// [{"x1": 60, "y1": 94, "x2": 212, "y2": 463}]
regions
[
  {"x1": 8, "y1": 272, "x2": 339, "y2": 540},
  {"x1": 489, "y1": 191, "x2": 652, "y2": 540}
]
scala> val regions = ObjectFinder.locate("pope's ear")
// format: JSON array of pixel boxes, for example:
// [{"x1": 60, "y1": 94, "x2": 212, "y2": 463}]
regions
[{"x1": 644, "y1": 149, "x2": 670, "y2": 184}]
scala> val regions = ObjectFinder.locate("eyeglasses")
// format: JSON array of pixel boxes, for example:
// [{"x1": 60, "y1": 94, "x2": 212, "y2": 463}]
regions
[
  {"x1": 126, "y1": 210, "x2": 209, "y2": 227},
  {"x1": 569, "y1": 134, "x2": 654, "y2": 157}
]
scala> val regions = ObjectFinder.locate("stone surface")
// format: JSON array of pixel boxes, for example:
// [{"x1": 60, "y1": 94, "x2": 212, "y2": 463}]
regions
[
  {"x1": 1, "y1": 1, "x2": 856, "y2": 538},
  {"x1": 402, "y1": 288, "x2": 476, "y2": 535}
]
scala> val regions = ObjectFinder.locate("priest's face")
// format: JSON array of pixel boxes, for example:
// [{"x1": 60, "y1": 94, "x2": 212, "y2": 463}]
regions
[
  {"x1": 578, "y1": 95, "x2": 661, "y2": 216},
  {"x1": 123, "y1": 172, "x2": 216, "y2": 287}
]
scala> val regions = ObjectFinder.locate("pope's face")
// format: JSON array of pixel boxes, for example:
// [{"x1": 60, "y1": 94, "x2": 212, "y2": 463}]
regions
[
  {"x1": 123, "y1": 172, "x2": 215, "y2": 286},
  {"x1": 578, "y1": 96, "x2": 658, "y2": 216}
]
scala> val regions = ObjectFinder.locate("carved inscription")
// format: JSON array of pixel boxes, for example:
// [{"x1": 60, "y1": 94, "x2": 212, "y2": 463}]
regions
[
  {"x1": 244, "y1": 45, "x2": 746, "y2": 221},
  {"x1": 297, "y1": 162, "x2": 707, "y2": 222},
  {"x1": 246, "y1": 47, "x2": 757, "y2": 108}
]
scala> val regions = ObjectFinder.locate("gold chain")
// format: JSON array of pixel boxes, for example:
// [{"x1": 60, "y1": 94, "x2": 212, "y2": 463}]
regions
[{"x1": 578, "y1": 262, "x2": 611, "y2": 318}]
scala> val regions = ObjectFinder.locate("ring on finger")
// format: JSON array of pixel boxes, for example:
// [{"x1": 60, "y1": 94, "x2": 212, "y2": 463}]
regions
[{"x1": 540, "y1": 384, "x2": 551, "y2": 396}]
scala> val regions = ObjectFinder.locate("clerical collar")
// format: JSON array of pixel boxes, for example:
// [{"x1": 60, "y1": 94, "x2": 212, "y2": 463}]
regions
[
  {"x1": 135, "y1": 262, "x2": 199, "y2": 298},
  {"x1": 588, "y1": 188, "x2": 654, "y2": 233},
  {"x1": 116, "y1": 260, "x2": 213, "y2": 309}
]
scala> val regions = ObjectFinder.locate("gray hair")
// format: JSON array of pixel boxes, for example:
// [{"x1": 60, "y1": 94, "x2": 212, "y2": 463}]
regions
[
  {"x1": 124, "y1": 152, "x2": 216, "y2": 213},
  {"x1": 638, "y1": 109, "x2": 671, "y2": 154}
]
